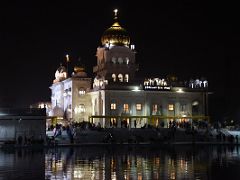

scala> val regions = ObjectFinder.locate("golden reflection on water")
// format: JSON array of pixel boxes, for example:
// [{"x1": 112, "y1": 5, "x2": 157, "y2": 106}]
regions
[{"x1": 44, "y1": 146, "x2": 240, "y2": 180}]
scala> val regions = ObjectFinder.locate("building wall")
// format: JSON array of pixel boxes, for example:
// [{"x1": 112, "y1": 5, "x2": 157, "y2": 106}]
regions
[
  {"x1": 89, "y1": 89, "x2": 206, "y2": 127},
  {"x1": 71, "y1": 78, "x2": 92, "y2": 122},
  {"x1": 50, "y1": 82, "x2": 64, "y2": 109},
  {"x1": 94, "y1": 46, "x2": 137, "y2": 83},
  {"x1": 63, "y1": 79, "x2": 72, "y2": 118},
  {"x1": 49, "y1": 77, "x2": 92, "y2": 123},
  {"x1": 103, "y1": 90, "x2": 204, "y2": 115},
  {"x1": 0, "y1": 116, "x2": 46, "y2": 142},
  {"x1": 50, "y1": 78, "x2": 207, "y2": 127}
]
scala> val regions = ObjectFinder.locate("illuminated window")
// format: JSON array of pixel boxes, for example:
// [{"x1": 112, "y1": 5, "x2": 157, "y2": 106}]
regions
[
  {"x1": 125, "y1": 57, "x2": 129, "y2": 64},
  {"x1": 203, "y1": 80, "x2": 208, "y2": 88},
  {"x1": 79, "y1": 104, "x2": 85, "y2": 113},
  {"x1": 168, "y1": 104, "x2": 174, "y2": 111},
  {"x1": 74, "y1": 104, "x2": 85, "y2": 113},
  {"x1": 38, "y1": 103, "x2": 45, "y2": 108},
  {"x1": 136, "y1": 104, "x2": 142, "y2": 111},
  {"x1": 124, "y1": 74, "x2": 129, "y2": 82},
  {"x1": 118, "y1": 57, "x2": 123, "y2": 64},
  {"x1": 112, "y1": 57, "x2": 116, "y2": 64},
  {"x1": 112, "y1": 74, "x2": 116, "y2": 82},
  {"x1": 123, "y1": 104, "x2": 129, "y2": 112},
  {"x1": 111, "y1": 103, "x2": 116, "y2": 110},
  {"x1": 79, "y1": 88, "x2": 85, "y2": 95},
  {"x1": 110, "y1": 118, "x2": 117, "y2": 127},
  {"x1": 153, "y1": 104, "x2": 158, "y2": 112},
  {"x1": 131, "y1": 44, "x2": 135, "y2": 50},
  {"x1": 118, "y1": 74, "x2": 123, "y2": 82}
]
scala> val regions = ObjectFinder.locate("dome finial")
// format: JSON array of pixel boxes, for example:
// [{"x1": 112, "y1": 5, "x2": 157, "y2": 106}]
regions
[
  {"x1": 65, "y1": 54, "x2": 70, "y2": 62},
  {"x1": 113, "y1": 9, "x2": 118, "y2": 20}
]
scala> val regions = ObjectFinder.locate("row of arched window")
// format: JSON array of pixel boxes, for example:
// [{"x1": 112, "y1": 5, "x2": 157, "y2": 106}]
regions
[
  {"x1": 189, "y1": 79, "x2": 208, "y2": 88},
  {"x1": 112, "y1": 57, "x2": 129, "y2": 64},
  {"x1": 112, "y1": 74, "x2": 129, "y2": 82}
]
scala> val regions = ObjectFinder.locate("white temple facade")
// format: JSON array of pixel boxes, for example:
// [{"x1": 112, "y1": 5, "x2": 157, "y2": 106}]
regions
[
  {"x1": 49, "y1": 64, "x2": 92, "y2": 124},
  {"x1": 48, "y1": 10, "x2": 209, "y2": 128}
]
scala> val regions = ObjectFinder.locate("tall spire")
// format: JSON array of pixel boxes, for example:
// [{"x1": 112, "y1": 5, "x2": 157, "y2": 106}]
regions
[{"x1": 113, "y1": 9, "x2": 118, "y2": 20}]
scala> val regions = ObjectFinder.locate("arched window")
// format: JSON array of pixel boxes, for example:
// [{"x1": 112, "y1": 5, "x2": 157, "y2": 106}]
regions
[
  {"x1": 152, "y1": 104, "x2": 158, "y2": 114},
  {"x1": 112, "y1": 57, "x2": 116, "y2": 64},
  {"x1": 79, "y1": 104, "x2": 85, "y2": 113},
  {"x1": 112, "y1": 74, "x2": 116, "y2": 82},
  {"x1": 118, "y1": 57, "x2": 123, "y2": 64},
  {"x1": 192, "y1": 101, "x2": 199, "y2": 115},
  {"x1": 74, "y1": 104, "x2": 85, "y2": 114},
  {"x1": 124, "y1": 74, "x2": 129, "y2": 82},
  {"x1": 79, "y1": 88, "x2": 85, "y2": 95},
  {"x1": 123, "y1": 104, "x2": 129, "y2": 112},
  {"x1": 168, "y1": 104, "x2": 174, "y2": 111},
  {"x1": 203, "y1": 80, "x2": 208, "y2": 88},
  {"x1": 195, "y1": 79, "x2": 200, "y2": 88},
  {"x1": 125, "y1": 57, "x2": 129, "y2": 64},
  {"x1": 118, "y1": 74, "x2": 123, "y2": 82}
]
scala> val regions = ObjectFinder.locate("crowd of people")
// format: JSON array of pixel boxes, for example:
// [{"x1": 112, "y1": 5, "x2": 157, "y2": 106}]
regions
[{"x1": 45, "y1": 119, "x2": 240, "y2": 145}]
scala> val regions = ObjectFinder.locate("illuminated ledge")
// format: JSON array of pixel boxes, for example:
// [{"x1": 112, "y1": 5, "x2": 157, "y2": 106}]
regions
[{"x1": 89, "y1": 115, "x2": 210, "y2": 121}]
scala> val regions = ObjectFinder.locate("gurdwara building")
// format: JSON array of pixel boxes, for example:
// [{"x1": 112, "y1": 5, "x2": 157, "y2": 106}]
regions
[{"x1": 48, "y1": 10, "x2": 209, "y2": 128}]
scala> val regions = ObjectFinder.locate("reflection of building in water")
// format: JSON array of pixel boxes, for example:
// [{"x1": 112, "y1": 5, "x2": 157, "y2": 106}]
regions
[
  {"x1": 44, "y1": 146, "x2": 240, "y2": 180},
  {"x1": 45, "y1": 148, "x2": 105, "y2": 180},
  {"x1": 45, "y1": 148, "x2": 163, "y2": 179},
  {"x1": 47, "y1": 9, "x2": 209, "y2": 127}
]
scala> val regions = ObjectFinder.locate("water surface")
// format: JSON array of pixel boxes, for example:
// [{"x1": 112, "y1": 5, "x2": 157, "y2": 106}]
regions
[{"x1": 0, "y1": 145, "x2": 240, "y2": 179}]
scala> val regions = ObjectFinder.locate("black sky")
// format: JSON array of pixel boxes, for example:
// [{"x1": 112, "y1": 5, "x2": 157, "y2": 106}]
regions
[{"x1": 0, "y1": 1, "x2": 239, "y2": 121}]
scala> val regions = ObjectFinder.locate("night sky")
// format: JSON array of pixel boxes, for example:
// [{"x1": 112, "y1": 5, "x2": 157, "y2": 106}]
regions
[{"x1": 0, "y1": 1, "x2": 239, "y2": 121}]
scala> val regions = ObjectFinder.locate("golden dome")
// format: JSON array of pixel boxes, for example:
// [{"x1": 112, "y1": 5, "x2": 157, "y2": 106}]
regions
[
  {"x1": 101, "y1": 10, "x2": 130, "y2": 46},
  {"x1": 73, "y1": 65, "x2": 87, "y2": 78},
  {"x1": 74, "y1": 66, "x2": 85, "y2": 73}
]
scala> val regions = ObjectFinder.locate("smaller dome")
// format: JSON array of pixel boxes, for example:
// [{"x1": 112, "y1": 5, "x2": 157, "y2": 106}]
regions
[
  {"x1": 53, "y1": 64, "x2": 68, "y2": 83},
  {"x1": 74, "y1": 66, "x2": 85, "y2": 72},
  {"x1": 57, "y1": 65, "x2": 67, "y2": 73},
  {"x1": 72, "y1": 66, "x2": 87, "y2": 78}
]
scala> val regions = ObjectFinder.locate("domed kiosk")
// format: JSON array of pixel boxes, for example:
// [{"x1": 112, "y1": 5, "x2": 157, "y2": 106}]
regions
[{"x1": 53, "y1": 64, "x2": 68, "y2": 83}]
